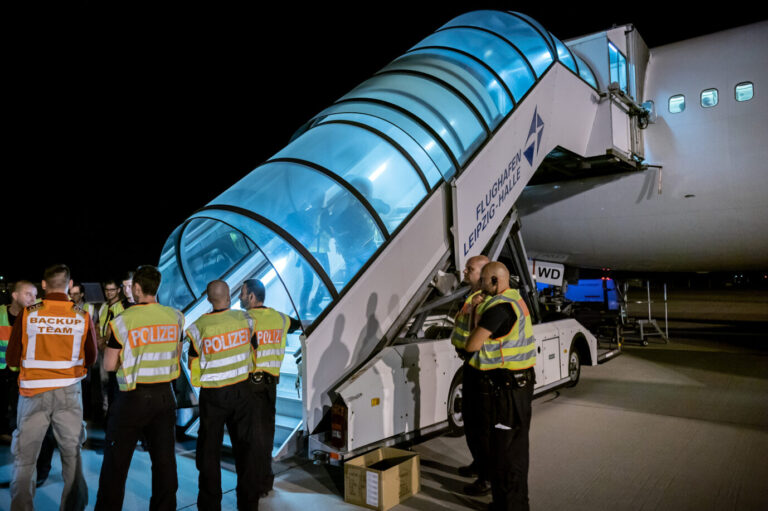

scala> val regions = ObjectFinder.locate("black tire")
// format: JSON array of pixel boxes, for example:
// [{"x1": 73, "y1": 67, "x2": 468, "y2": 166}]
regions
[
  {"x1": 566, "y1": 339, "x2": 581, "y2": 387},
  {"x1": 446, "y1": 367, "x2": 465, "y2": 436}
]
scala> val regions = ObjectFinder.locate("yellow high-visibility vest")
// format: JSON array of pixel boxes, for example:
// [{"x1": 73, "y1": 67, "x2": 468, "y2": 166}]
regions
[
  {"x1": 451, "y1": 290, "x2": 487, "y2": 350},
  {"x1": 186, "y1": 310, "x2": 254, "y2": 388},
  {"x1": 247, "y1": 308, "x2": 290, "y2": 377},
  {"x1": 110, "y1": 303, "x2": 184, "y2": 391},
  {"x1": 469, "y1": 289, "x2": 536, "y2": 371},
  {"x1": 0, "y1": 305, "x2": 11, "y2": 370}
]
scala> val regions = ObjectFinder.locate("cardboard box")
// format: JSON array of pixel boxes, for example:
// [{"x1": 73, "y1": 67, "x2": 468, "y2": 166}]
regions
[{"x1": 344, "y1": 447, "x2": 420, "y2": 510}]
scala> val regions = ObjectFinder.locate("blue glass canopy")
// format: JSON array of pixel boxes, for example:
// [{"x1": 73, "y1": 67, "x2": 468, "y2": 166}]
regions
[{"x1": 158, "y1": 10, "x2": 599, "y2": 324}]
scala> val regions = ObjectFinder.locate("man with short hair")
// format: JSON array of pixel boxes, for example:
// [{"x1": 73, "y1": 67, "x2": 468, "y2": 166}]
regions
[
  {"x1": 94, "y1": 280, "x2": 121, "y2": 421},
  {"x1": 69, "y1": 283, "x2": 96, "y2": 320},
  {"x1": 466, "y1": 262, "x2": 537, "y2": 511},
  {"x1": 95, "y1": 265, "x2": 184, "y2": 511},
  {"x1": 186, "y1": 280, "x2": 259, "y2": 510},
  {"x1": 97, "y1": 280, "x2": 121, "y2": 339},
  {"x1": 100, "y1": 273, "x2": 135, "y2": 416},
  {"x1": 7, "y1": 264, "x2": 97, "y2": 510},
  {"x1": 450, "y1": 255, "x2": 494, "y2": 496},
  {"x1": 239, "y1": 279, "x2": 301, "y2": 498},
  {"x1": 0, "y1": 281, "x2": 37, "y2": 437}
]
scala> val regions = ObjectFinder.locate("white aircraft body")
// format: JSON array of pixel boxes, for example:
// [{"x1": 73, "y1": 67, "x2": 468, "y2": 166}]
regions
[{"x1": 519, "y1": 21, "x2": 768, "y2": 272}]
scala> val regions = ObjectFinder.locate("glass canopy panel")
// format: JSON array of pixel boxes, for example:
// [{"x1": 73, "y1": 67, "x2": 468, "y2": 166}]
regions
[
  {"x1": 402, "y1": 48, "x2": 513, "y2": 124},
  {"x1": 573, "y1": 55, "x2": 598, "y2": 88},
  {"x1": 179, "y1": 218, "x2": 255, "y2": 296},
  {"x1": 608, "y1": 42, "x2": 628, "y2": 93},
  {"x1": 273, "y1": 122, "x2": 427, "y2": 233},
  {"x1": 158, "y1": 226, "x2": 196, "y2": 310},
  {"x1": 187, "y1": 212, "x2": 332, "y2": 322},
  {"x1": 210, "y1": 161, "x2": 383, "y2": 289},
  {"x1": 315, "y1": 112, "x2": 442, "y2": 187},
  {"x1": 385, "y1": 51, "x2": 505, "y2": 130},
  {"x1": 551, "y1": 34, "x2": 578, "y2": 74},
  {"x1": 412, "y1": 27, "x2": 536, "y2": 103},
  {"x1": 509, "y1": 12, "x2": 555, "y2": 52},
  {"x1": 341, "y1": 73, "x2": 485, "y2": 166},
  {"x1": 314, "y1": 101, "x2": 457, "y2": 179},
  {"x1": 440, "y1": 10, "x2": 554, "y2": 78}
]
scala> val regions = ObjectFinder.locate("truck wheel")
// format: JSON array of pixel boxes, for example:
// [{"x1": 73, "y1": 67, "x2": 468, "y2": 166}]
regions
[
  {"x1": 447, "y1": 367, "x2": 464, "y2": 436},
  {"x1": 566, "y1": 340, "x2": 581, "y2": 387}
]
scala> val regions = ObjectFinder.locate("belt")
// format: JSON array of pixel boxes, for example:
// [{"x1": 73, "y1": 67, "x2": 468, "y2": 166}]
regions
[{"x1": 250, "y1": 372, "x2": 278, "y2": 385}]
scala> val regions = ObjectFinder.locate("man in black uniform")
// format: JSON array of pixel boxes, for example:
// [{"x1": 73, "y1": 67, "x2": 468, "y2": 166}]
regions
[{"x1": 466, "y1": 262, "x2": 537, "y2": 511}]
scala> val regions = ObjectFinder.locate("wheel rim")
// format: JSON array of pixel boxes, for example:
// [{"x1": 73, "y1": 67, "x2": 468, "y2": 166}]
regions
[
  {"x1": 449, "y1": 382, "x2": 464, "y2": 428},
  {"x1": 569, "y1": 351, "x2": 580, "y2": 381}
]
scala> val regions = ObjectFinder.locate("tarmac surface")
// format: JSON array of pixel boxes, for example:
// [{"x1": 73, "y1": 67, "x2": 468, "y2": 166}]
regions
[{"x1": 1, "y1": 321, "x2": 766, "y2": 510}]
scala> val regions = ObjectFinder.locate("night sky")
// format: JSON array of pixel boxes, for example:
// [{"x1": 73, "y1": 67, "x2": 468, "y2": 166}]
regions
[{"x1": 4, "y1": 3, "x2": 764, "y2": 284}]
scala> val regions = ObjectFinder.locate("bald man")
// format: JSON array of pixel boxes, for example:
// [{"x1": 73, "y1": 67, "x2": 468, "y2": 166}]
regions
[
  {"x1": 185, "y1": 280, "x2": 261, "y2": 511},
  {"x1": 450, "y1": 255, "x2": 495, "y2": 495},
  {"x1": 466, "y1": 262, "x2": 537, "y2": 511}
]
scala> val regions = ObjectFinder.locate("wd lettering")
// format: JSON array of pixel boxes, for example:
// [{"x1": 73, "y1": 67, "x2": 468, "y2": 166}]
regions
[
  {"x1": 256, "y1": 329, "x2": 283, "y2": 345},
  {"x1": 129, "y1": 324, "x2": 179, "y2": 348},
  {"x1": 202, "y1": 328, "x2": 250, "y2": 355},
  {"x1": 537, "y1": 266, "x2": 561, "y2": 280}
]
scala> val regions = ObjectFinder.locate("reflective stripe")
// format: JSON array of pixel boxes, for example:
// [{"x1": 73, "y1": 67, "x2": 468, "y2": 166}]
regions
[
  {"x1": 19, "y1": 376, "x2": 85, "y2": 388},
  {"x1": 200, "y1": 351, "x2": 251, "y2": 369},
  {"x1": 22, "y1": 359, "x2": 84, "y2": 369},
  {"x1": 255, "y1": 348, "x2": 285, "y2": 358},
  {"x1": 137, "y1": 366, "x2": 178, "y2": 377},
  {"x1": 255, "y1": 360, "x2": 281, "y2": 368},
  {"x1": 200, "y1": 365, "x2": 251, "y2": 382}
]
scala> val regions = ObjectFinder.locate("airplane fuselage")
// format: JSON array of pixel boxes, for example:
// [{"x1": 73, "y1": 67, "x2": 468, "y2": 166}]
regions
[{"x1": 519, "y1": 21, "x2": 768, "y2": 272}]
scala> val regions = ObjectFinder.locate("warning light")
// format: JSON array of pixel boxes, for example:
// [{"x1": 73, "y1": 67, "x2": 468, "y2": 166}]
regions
[{"x1": 371, "y1": 398, "x2": 380, "y2": 406}]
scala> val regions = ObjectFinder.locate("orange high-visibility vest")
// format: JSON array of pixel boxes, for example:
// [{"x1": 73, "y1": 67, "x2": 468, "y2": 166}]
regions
[{"x1": 18, "y1": 300, "x2": 90, "y2": 396}]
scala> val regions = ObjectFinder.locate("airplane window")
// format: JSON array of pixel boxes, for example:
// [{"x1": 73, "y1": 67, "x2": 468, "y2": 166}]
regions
[
  {"x1": 735, "y1": 82, "x2": 754, "y2": 102},
  {"x1": 668, "y1": 94, "x2": 685, "y2": 114},
  {"x1": 700, "y1": 89, "x2": 718, "y2": 108}
]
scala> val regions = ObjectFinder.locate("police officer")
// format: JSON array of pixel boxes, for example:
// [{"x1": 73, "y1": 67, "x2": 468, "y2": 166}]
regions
[
  {"x1": 238, "y1": 279, "x2": 301, "y2": 497},
  {"x1": 450, "y1": 255, "x2": 493, "y2": 496},
  {"x1": 465, "y1": 262, "x2": 536, "y2": 511},
  {"x1": 95, "y1": 265, "x2": 184, "y2": 511},
  {"x1": 186, "y1": 280, "x2": 260, "y2": 511},
  {"x1": 6, "y1": 264, "x2": 97, "y2": 511}
]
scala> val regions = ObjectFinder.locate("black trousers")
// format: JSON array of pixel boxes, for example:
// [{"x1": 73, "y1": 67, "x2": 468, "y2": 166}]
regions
[
  {"x1": 488, "y1": 368, "x2": 534, "y2": 511},
  {"x1": 95, "y1": 383, "x2": 177, "y2": 511},
  {"x1": 250, "y1": 377, "x2": 277, "y2": 496},
  {"x1": 0, "y1": 366, "x2": 18, "y2": 434},
  {"x1": 462, "y1": 364, "x2": 493, "y2": 481},
  {"x1": 197, "y1": 379, "x2": 261, "y2": 511}
]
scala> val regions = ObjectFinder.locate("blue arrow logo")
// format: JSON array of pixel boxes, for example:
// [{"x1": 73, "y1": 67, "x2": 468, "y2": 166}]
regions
[{"x1": 523, "y1": 107, "x2": 544, "y2": 167}]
